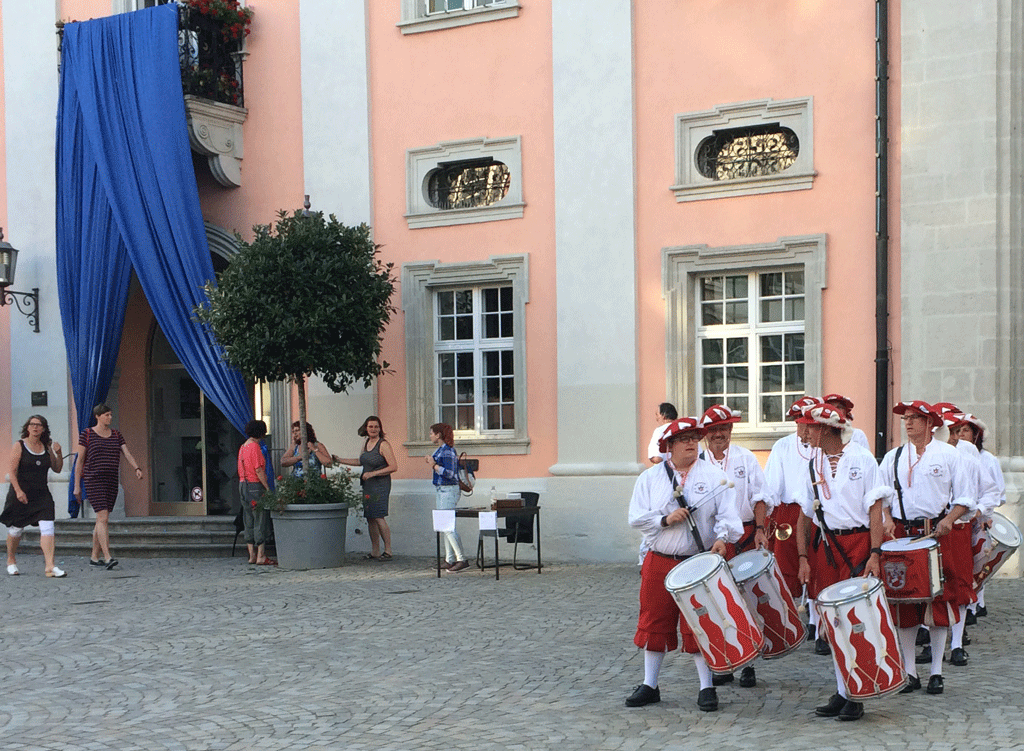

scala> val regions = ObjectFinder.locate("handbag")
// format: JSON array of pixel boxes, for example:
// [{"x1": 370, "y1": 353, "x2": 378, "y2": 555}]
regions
[{"x1": 457, "y1": 452, "x2": 475, "y2": 495}]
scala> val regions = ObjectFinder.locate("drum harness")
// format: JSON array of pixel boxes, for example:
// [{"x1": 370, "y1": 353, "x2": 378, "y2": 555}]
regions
[
  {"x1": 664, "y1": 461, "x2": 706, "y2": 553},
  {"x1": 808, "y1": 459, "x2": 868, "y2": 576},
  {"x1": 891, "y1": 445, "x2": 939, "y2": 537}
]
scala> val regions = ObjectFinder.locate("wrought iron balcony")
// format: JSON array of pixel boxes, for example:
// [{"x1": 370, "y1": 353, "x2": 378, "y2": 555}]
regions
[{"x1": 177, "y1": 2, "x2": 247, "y2": 108}]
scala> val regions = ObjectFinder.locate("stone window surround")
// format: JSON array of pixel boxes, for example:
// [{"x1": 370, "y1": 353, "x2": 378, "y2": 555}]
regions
[
  {"x1": 662, "y1": 234, "x2": 826, "y2": 450},
  {"x1": 397, "y1": 0, "x2": 521, "y2": 35},
  {"x1": 672, "y1": 97, "x2": 815, "y2": 203},
  {"x1": 406, "y1": 136, "x2": 525, "y2": 229},
  {"x1": 402, "y1": 254, "x2": 530, "y2": 456}
]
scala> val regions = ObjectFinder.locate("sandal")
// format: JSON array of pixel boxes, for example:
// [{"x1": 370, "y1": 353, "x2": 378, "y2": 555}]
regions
[
  {"x1": 363, "y1": 553, "x2": 381, "y2": 560},
  {"x1": 380, "y1": 552, "x2": 393, "y2": 561},
  {"x1": 256, "y1": 559, "x2": 277, "y2": 566}
]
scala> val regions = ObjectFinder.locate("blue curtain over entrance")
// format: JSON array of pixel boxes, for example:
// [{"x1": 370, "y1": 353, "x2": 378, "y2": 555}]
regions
[{"x1": 56, "y1": 5, "x2": 251, "y2": 441}]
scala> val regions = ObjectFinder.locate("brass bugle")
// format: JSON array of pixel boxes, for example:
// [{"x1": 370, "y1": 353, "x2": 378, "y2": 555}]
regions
[{"x1": 774, "y1": 522, "x2": 793, "y2": 541}]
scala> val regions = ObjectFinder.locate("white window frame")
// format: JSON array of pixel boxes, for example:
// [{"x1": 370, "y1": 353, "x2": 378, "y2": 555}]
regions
[
  {"x1": 672, "y1": 97, "x2": 815, "y2": 202},
  {"x1": 662, "y1": 235, "x2": 826, "y2": 450},
  {"x1": 695, "y1": 269, "x2": 807, "y2": 430},
  {"x1": 406, "y1": 137, "x2": 525, "y2": 229},
  {"x1": 434, "y1": 287, "x2": 516, "y2": 435},
  {"x1": 398, "y1": 0, "x2": 521, "y2": 35},
  {"x1": 403, "y1": 254, "x2": 530, "y2": 456}
]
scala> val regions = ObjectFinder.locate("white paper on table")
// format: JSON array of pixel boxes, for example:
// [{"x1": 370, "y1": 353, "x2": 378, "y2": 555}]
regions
[
  {"x1": 478, "y1": 511, "x2": 498, "y2": 531},
  {"x1": 432, "y1": 509, "x2": 456, "y2": 532}
]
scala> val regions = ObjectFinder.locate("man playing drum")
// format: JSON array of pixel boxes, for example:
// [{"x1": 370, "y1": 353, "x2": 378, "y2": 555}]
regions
[
  {"x1": 625, "y1": 417, "x2": 742, "y2": 712},
  {"x1": 822, "y1": 393, "x2": 872, "y2": 451},
  {"x1": 795, "y1": 405, "x2": 891, "y2": 721},
  {"x1": 699, "y1": 403, "x2": 771, "y2": 689},
  {"x1": 764, "y1": 396, "x2": 823, "y2": 645},
  {"x1": 878, "y1": 400, "x2": 976, "y2": 696}
]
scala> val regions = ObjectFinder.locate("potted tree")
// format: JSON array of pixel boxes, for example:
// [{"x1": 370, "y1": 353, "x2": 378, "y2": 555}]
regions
[{"x1": 195, "y1": 207, "x2": 396, "y2": 568}]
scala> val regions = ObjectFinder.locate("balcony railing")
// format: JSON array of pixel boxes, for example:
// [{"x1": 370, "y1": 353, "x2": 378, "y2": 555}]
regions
[{"x1": 177, "y1": 3, "x2": 246, "y2": 108}]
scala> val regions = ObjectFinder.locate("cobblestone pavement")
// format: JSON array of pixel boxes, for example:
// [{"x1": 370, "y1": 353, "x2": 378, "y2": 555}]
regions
[{"x1": 0, "y1": 554, "x2": 1021, "y2": 750}]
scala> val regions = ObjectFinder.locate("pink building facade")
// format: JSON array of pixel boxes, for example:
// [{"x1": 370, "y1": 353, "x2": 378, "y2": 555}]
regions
[{"x1": 0, "y1": 1, "x2": 1021, "y2": 567}]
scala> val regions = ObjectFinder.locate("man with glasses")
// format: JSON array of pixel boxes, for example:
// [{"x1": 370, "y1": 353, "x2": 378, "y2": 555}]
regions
[
  {"x1": 878, "y1": 401, "x2": 976, "y2": 697},
  {"x1": 625, "y1": 417, "x2": 742, "y2": 713}
]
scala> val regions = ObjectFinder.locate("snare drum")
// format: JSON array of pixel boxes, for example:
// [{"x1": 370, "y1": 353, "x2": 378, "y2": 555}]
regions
[
  {"x1": 728, "y1": 549, "x2": 805, "y2": 659},
  {"x1": 974, "y1": 511, "x2": 1022, "y2": 589},
  {"x1": 816, "y1": 577, "x2": 907, "y2": 699},
  {"x1": 664, "y1": 552, "x2": 764, "y2": 674},
  {"x1": 880, "y1": 537, "x2": 942, "y2": 603}
]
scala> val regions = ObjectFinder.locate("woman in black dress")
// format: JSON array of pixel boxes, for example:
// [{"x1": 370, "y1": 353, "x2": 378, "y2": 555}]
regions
[
  {"x1": 2, "y1": 415, "x2": 65, "y2": 577},
  {"x1": 333, "y1": 416, "x2": 398, "y2": 560}
]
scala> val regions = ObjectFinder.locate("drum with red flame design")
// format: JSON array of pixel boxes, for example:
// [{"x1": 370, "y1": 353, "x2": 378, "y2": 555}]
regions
[
  {"x1": 973, "y1": 511, "x2": 1021, "y2": 590},
  {"x1": 728, "y1": 549, "x2": 806, "y2": 659},
  {"x1": 816, "y1": 577, "x2": 907, "y2": 699},
  {"x1": 664, "y1": 552, "x2": 764, "y2": 674}
]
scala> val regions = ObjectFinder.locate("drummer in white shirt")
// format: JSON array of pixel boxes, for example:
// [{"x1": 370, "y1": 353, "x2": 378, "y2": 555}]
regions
[
  {"x1": 625, "y1": 417, "x2": 742, "y2": 713},
  {"x1": 878, "y1": 400, "x2": 976, "y2": 697},
  {"x1": 698, "y1": 404, "x2": 771, "y2": 689},
  {"x1": 638, "y1": 403, "x2": 678, "y2": 567},
  {"x1": 823, "y1": 393, "x2": 872, "y2": 451},
  {"x1": 795, "y1": 404, "x2": 891, "y2": 722},
  {"x1": 951, "y1": 413, "x2": 1004, "y2": 622}
]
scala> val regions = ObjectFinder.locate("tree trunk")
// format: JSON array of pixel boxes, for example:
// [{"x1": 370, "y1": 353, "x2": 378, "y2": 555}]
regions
[{"x1": 296, "y1": 373, "x2": 309, "y2": 480}]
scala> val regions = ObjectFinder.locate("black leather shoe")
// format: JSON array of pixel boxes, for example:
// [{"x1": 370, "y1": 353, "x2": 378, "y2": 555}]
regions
[
  {"x1": 949, "y1": 647, "x2": 969, "y2": 666},
  {"x1": 963, "y1": 630, "x2": 971, "y2": 646},
  {"x1": 806, "y1": 624, "x2": 816, "y2": 642},
  {"x1": 838, "y1": 700, "x2": 864, "y2": 721},
  {"x1": 926, "y1": 674, "x2": 944, "y2": 695},
  {"x1": 965, "y1": 610, "x2": 977, "y2": 626},
  {"x1": 739, "y1": 666, "x2": 757, "y2": 688},
  {"x1": 815, "y1": 638, "x2": 831, "y2": 655},
  {"x1": 916, "y1": 645, "x2": 932, "y2": 664},
  {"x1": 916, "y1": 627, "x2": 930, "y2": 646},
  {"x1": 899, "y1": 675, "x2": 921, "y2": 693},
  {"x1": 815, "y1": 692, "x2": 846, "y2": 717},
  {"x1": 711, "y1": 672, "x2": 734, "y2": 686},
  {"x1": 625, "y1": 683, "x2": 660, "y2": 707},
  {"x1": 976, "y1": 605, "x2": 988, "y2": 617},
  {"x1": 697, "y1": 687, "x2": 719, "y2": 712}
]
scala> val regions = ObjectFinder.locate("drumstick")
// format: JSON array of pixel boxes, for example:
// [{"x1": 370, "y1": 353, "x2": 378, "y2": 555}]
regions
[
  {"x1": 911, "y1": 530, "x2": 938, "y2": 542},
  {"x1": 796, "y1": 583, "x2": 808, "y2": 615}
]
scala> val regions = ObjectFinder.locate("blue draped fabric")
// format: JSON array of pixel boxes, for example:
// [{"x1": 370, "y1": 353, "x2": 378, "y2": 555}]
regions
[{"x1": 56, "y1": 5, "x2": 252, "y2": 448}]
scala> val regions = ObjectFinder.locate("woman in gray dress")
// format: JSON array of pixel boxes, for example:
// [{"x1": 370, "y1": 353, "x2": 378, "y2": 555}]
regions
[{"x1": 334, "y1": 416, "x2": 398, "y2": 560}]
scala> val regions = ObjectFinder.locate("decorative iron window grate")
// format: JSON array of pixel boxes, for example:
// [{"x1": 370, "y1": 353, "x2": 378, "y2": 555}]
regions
[
  {"x1": 696, "y1": 124, "x2": 799, "y2": 181},
  {"x1": 177, "y1": 3, "x2": 247, "y2": 107},
  {"x1": 427, "y1": 159, "x2": 511, "y2": 211}
]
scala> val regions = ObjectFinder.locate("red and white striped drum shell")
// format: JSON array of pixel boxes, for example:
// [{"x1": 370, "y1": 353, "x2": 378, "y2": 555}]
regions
[
  {"x1": 816, "y1": 576, "x2": 907, "y2": 700},
  {"x1": 728, "y1": 549, "x2": 806, "y2": 659},
  {"x1": 973, "y1": 511, "x2": 1022, "y2": 590},
  {"x1": 664, "y1": 552, "x2": 764, "y2": 674}
]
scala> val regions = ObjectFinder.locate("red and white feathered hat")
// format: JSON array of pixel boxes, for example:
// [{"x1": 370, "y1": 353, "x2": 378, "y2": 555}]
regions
[
  {"x1": 823, "y1": 393, "x2": 855, "y2": 418},
  {"x1": 700, "y1": 404, "x2": 741, "y2": 428},
  {"x1": 931, "y1": 401, "x2": 961, "y2": 416},
  {"x1": 786, "y1": 396, "x2": 823, "y2": 421},
  {"x1": 892, "y1": 400, "x2": 943, "y2": 428},
  {"x1": 658, "y1": 417, "x2": 707, "y2": 453},
  {"x1": 946, "y1": 412, "x2": 988, "y2": 438},
  {"x1": 797, "y1": 404, "x2": 854, "y2": 443}
]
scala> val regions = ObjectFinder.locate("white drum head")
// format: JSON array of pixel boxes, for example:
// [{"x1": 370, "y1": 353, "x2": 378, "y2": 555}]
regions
[
  {"x1": 664, "y1": 552, "x2": 724, "y2": 590},
  {"x1": 728, "y1": 549, "x2": 773, "y2": 583},
  {"x1": 881, "y1": 537, "x2": 937, "y2": 552},
  {"x1": 818, "y1": 576, "x2": 882, "y2": 606},
  {"x1": 990, "y1": 513, "x2": 1023, "y2": 548}
]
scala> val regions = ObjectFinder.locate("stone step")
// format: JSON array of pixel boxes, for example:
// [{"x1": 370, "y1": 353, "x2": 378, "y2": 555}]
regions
[{"x1": 17, "y1": 517, "x2": 263, "y2": 559}]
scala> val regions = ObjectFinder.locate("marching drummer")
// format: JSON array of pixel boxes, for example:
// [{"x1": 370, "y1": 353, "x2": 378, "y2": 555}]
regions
[
  {"x1": 699, "y1": 403, "x2": 771, "y2": 689},
  {"x1": 764, "y1": 396, "x2": 823, "y2": 643},
  {"x1": 795, "y1": 404, "x2": 891, "y2": 721},
  {"x1": 952, "y1": 413, "x2": 1005, "y2": 623},
  {"x1": 625, "y1": 417, "x2": 742, "y2": 712},
  {"x1": 878, "y1": 400, "x2": 976, "y2": 697}
]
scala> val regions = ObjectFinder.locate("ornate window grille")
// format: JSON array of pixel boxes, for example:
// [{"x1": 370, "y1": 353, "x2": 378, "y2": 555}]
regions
[
  {"x1": 427, "y1": 159, "x2": 511, "y2": 211},
  {"x1": 177, "y1": 3, "x2": 247, "y2": 107},
  {"x1": 696, "y1": 124, "x2": 799, "y2": 181}
]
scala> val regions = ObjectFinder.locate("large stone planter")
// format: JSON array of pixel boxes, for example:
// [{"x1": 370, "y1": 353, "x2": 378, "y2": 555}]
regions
[{"x1": 270, "y1": 503, "x2": 349, "y2": 570}]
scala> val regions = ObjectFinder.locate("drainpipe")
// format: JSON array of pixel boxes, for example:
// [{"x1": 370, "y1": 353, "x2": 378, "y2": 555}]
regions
[{"x1": 874, "y1": 0, "x2": 891, "y2": 458}]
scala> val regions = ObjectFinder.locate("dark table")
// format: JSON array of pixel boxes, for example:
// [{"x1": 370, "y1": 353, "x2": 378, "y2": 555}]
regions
[{"x1": 434, "y1": 506, "x2": 542, "y2": 580}]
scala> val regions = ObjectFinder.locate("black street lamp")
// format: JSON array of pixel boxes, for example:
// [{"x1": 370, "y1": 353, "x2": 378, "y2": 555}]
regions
[{"x1": 0, "y1": 228, "x2": 40, "y2": 333}]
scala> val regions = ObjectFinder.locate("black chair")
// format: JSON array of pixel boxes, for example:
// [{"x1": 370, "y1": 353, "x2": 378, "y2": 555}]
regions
[{"x1": 475, "y1": 491, "x2": 540, "y2": 569}]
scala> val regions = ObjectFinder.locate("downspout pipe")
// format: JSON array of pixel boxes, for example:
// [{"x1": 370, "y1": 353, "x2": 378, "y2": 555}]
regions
[{"x1": 874, "y1": 0, "x2": 891, "y2": 458}]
